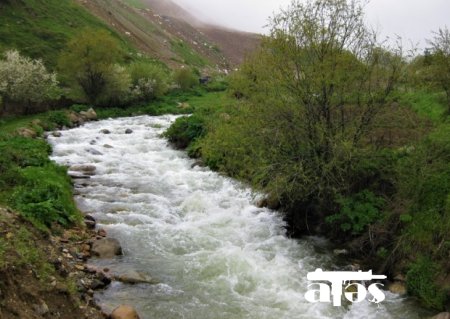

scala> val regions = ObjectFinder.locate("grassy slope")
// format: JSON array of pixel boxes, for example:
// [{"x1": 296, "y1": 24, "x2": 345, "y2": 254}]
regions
[{"x1": 0, "y1": 0, "x2": 134, "y2": 68}]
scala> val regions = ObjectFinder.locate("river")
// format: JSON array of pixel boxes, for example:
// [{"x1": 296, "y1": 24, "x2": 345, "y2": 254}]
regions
[{"x1": 48, "y1": 115, "x2": 428, "y2": 319}]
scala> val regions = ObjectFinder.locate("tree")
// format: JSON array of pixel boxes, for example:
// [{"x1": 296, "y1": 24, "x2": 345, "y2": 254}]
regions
[
  {"x1": 0, "y1": 50, "x2": 59, "y2": 114},
  {"x1": 427, "y1": 27, "x2": 450, "y2": 113},
  {"x1": 173, "y1": 68, "x2": 198, "y2": 90},
  {"x1": 128, "y1": 61, "x2": 169, "y2": 101},
  {"x1": 207, "y1": 0, "x2": 404, "y2": 223},
  {"x1": 58, "y1": 29, "x2": 123, "y2": 104}
]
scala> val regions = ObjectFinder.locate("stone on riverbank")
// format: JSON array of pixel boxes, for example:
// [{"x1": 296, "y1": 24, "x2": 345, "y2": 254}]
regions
[
  {"x1": 91, "y1": 238, "x2": 122, "y2": 258},
  {"x1": 111, "y1": 305, "x2": 140, "y2": 319}
]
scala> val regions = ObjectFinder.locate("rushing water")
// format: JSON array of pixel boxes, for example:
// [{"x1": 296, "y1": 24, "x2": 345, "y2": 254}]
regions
[{"x1": 49, "y1": 115, "x2": 428, "y2": 319}]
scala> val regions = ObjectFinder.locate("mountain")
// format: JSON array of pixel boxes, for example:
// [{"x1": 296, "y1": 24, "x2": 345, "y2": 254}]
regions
[
  {"x1": 76, "y1": 0, "x2": 261, "y2": 68},
  {"x1": 0, "y1": 0, "x2": 259, "y2": 70}
]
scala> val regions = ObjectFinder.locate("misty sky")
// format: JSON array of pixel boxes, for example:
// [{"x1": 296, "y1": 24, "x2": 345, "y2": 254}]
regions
[{"x1": 172, "y1": 0, "x2": 450, "y2": 49}]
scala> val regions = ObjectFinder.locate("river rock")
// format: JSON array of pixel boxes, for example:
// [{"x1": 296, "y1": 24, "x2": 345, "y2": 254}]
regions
[
  {"x1": 52, "y1": 131, "x2": 62, "y2": 137},
  {"x1": 80, "y1": 108, "x2": 97, "y2": 121},
  {"x1": 86, "y1": 147, "x2": 103, "y2": 156},
  {"x1": 17, "y1": 127, "x2": 37, "y2": 138},
  {"x1": 69, "y1": 164, "x2": 96, "y2": 173},
  {"x1": 431, "y1": 313, "x2": 450, "y2": 319},
  {"x1": 91, "y1": 238, "x2": 122, "y2": 258},
  {"x1": 111, "y1": 305, "x2": 140, "y2": 319},
  {"x1": 103, "y1": 144, "x2": 114, "y2": 149},
  {"x1": 388, "y1": 282, "x2": 407, "y2": 295},
  {"x1": 125, "y1": 128, "x2": 133, "y2": 134},
  {"x1": 114, "y1": 270, "x2": 156, "y2": 285},
  {"x1": 100, "y1": 129, "x2": 111, "y2": 134}
]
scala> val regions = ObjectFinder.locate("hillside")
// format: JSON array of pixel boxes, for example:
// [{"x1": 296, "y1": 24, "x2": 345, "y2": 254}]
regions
[
  {"x1": 0, "y1": 0, "x2": 260, "y2": 71},
  {"x1": 77, "y1": 0, "x2": 261, "y2": 68}
]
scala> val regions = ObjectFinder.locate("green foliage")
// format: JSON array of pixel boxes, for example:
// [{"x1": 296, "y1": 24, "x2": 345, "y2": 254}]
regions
[
  {"x1": 171, "y1": 40, "x2": 207, "y2": 67},
  {"x1": 163, "y1": 115, "x2": 205, "y2": 149},
  {"x1": 326, "y1": 191, "x2": 385, "y2": 235},
  {"x1": 128, "y1": 61, "x2": 170, "y2": 101},
  {"x1": 395, "y1": 90, "x2": 447, "y2": 121},
  {"x1": 406, "y1": 257, "x2": 446, "y2": 310},
  {"x1": 0, "y1": 0, "x2": 125, "y2": 68},
  {"x1": 47, "y1": 110, "x2": 70, "y2": 127},
  {"x1": 58, "y1": 28, "x2": 124, "y2": 104},
  {"x1": 11, "y1": 164, "x2": 80, "y2": 229},
  {"x1": 173, "y1": 68, "x2": 198, "y2": 90},
  {"x1": 0, "y1": 128, "x2": 81, "y2": 230}
]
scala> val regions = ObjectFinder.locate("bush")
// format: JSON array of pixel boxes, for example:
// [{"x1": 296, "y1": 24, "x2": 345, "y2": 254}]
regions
[
  {"x1": 0, "y1": 50, "x2": 60, "y2": 111},
  {"x1": 163, "y1": 115, "x2": 205, "y2": 149},
  {"x1": 128, "y1": 61, "x2": 169, "y2": 101},
  {"x1": 47, "y1": 110, "x2": 71, "y2": 127},
  {"x1": 406, "y1": 257, "x2": 446, "y2": 310},
  {"x1": 173, "y1": 68, "x2": 198, "y2": 90},
  {"x1": 326, "y1": 190, "x2": 385, "y2": 235}
]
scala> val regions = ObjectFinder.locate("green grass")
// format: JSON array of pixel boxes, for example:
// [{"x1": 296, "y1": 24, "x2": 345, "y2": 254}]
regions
[
  {"x1": 171, "y1": 40, "x2": 208, "y2": 67},
  {"x1": 123, "y1": 0, "x2": 147, "y2": 9},
  {"x1": 397, "y1": 90, "x2": 447, "y2": 122},
  {"x1": 0, "y1": 0, "x2": 133, "y2": 68}
]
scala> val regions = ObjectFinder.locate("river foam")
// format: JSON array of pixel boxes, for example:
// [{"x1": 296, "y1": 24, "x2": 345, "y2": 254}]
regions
[{"x1": 49, "y1": 115, "x2": 427, "y2": 319}]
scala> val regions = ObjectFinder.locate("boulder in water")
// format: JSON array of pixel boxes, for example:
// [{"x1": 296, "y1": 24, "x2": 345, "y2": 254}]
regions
[
  {"x1": 388, "y1": 282, "x2": 407, "y2": 295},
  {"x1": 114, "y1": 270, "x2": 157, "y2": 285},
  {"x1": 110, "y1": 305, "x2": 140, "y2": 319},
  {"x1": 91, "y1": 238, "x2": 122, "y2": 258},
  {"x1": 86, "y1": 148, "x2": 103, "y2": 156},
  {"x1": 100, "y1": 129, "x2": 111, "y2": 134},
  {"x1": 125, "y1": 128, "x2": 133, "y2": 134}
]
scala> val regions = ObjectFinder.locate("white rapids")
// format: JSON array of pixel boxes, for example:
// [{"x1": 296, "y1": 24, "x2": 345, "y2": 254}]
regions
[{"x1": 48, "y1": 115, "x2": 427, "y2": 319}]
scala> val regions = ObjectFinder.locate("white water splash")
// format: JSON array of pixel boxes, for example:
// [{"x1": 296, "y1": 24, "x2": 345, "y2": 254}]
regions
[{"x1": 49, "y1": 115, "x2": 426, "y2": 319}]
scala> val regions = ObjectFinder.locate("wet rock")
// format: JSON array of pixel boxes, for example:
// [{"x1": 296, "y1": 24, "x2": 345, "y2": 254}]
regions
[
  {"x1": 86, "y1": 148, "x2": 103, "y2": 156},
  {"x1": 90, "y1": 139, "x2": 97, "y2": 145},
  {"x1": 114, "y1": 270, "x2": 157, "y2": 285},
  {"x1": 51, "y1": 131, "x2": 62, "y2": 138},
  {"x1": 125, "y1": 128, "x2": 133, "y2": 134},
  {"x1": 431, "y1": 313, "x2": 450, "y2": 319},
  {"x1": 97, "y1": 228, "x2": 107, "y2": 237},
  {"x1": 110, "y1": 305, "x2": 140, "y2": 319},
  {"x1": 70, "y1": 164, "x2": 96, "y2": 173},
  {"x1": 100, "y1": 129, "x2": 111, "y2": 134},
  {"x1": 68, "y1": 172, "x2": 91, "y2": 179},
  {"x1": 89, "y1": 279, "x2": 106, "y2": 290},
  {"x1": 91, "y1": 238, "x2": 122, "y2": 258},
  {"x1": 85, "y1": 216, "x2": 96, "y2": 229},
  {"x1": 388, "y1": 282, "x2": 407, "y2": 295},
  {"x1": 103, "y1": 144, "x2": 114, "y2": 149},
  {"x1": 17, "y1": 127, "x2": 37, "y2": 138}
]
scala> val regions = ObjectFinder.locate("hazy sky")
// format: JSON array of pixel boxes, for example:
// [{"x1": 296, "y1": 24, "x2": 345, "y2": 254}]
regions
[{"x1": 172, "y1": 0, "x2": 450, "y2": 49}]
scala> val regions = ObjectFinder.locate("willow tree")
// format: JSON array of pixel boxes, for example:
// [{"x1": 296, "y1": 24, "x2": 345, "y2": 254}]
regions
[
  {"x1": 58, "y1": 29, "x2": 123, "y2": 104},
  {"x1": 212, "y1": 0, "x2": 404, "y2": 225}
]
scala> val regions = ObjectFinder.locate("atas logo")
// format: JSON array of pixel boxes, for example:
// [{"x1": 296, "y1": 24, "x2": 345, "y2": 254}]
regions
[{"x1": 305, "y1": 269, "x2": 387, "y2": 306}]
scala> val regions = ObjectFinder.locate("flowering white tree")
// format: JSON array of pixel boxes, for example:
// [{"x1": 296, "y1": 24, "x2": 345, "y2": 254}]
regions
[{"x1": 0, "y1": 50, "x2": 59, "y2": 111}]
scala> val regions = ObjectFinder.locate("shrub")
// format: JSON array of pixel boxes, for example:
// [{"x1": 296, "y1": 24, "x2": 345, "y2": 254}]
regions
[
  {"x1": 0, "y1": 50, "x2": 59, "y2": 111},
  {"x1": 163, "y1": 115, "x2": 205, "y2": 149},
  {"x1": 47, "y1": 110, "x2": 71, "y2": 127},
  {"x1": 128, "y1": 62, "x2": 169, "y2": 101},
  {"x1": 326, "y1": 190, "x2": 385, "y2": 235},
  {"x1": 173, "y1": 68, "x2": 198, "y2": 90},
  {"x1": 406, "y1": 257, "x2": 446, "y2": 310}
]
